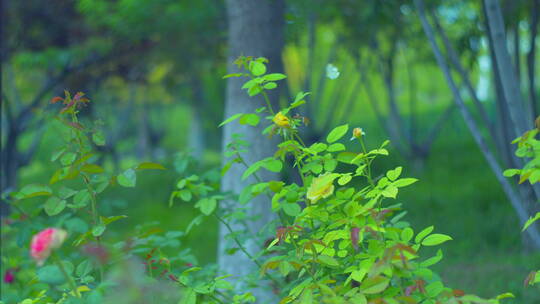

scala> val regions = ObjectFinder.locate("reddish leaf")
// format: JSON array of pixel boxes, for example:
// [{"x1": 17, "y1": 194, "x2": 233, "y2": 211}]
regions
[{"x1": 51, "y1": 96, "x2": 63, "y2": 104}]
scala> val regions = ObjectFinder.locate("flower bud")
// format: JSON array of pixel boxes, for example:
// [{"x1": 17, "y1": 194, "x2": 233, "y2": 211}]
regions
[
  {"x1": 30, "y1": 228, "x2": 67, "y2": 266},
  {"x1": 273, "y1": 112, "x2": 291, "y2": 128},
  {"x1": 352, "y1": 127, "x2": 365, "y2": 139},
  {"x1": 3, "y1": 269, "x2": 15, "y2": 284}
]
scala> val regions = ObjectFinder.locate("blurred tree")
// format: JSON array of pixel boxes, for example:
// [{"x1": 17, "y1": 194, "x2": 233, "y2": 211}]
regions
[
  {"x1": 219, "y1": 0, "x2": 284, "y2": 302},
  {"x1": 415, "y1": 0, "x2": 540, "y2": 248},
  {"x1": 1, "y1": 0, "x2": 226, "y2": 215}
]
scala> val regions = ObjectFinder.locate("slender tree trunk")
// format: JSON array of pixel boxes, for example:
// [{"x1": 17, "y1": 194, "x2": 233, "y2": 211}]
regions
[
  {"x1": 483, "y1": 4, "x2": 517, "y2": 169},
  {"x1": 189, "y1": 78, "x2": 208, "y2": 159},
  {"x1": 188, "y1": 106, "x2": 205, "y2": 159},
  {"x1": 136, "y1": 104, "x2": 150, "y2": 159},
  {"x1": 513, "y1": 23, "x2": 521, "y2": 83},
  {"x1": 0, "y1": 127, "x2": 20, "y2": 217},
  {"x1": 415, "y1": 0, "x2": 540, "y2": 249},
  {"x1": 528, "y1": 0, "x2": 539, "y2": 119},
  {"x1": 484, "y1": 0, "x2": 531, "y2": 135},
  {"x1": 220, "y1": 0, "x2": 284, "y2": 302}
]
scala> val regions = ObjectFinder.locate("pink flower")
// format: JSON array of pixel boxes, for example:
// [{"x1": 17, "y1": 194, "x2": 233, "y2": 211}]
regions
[
  {"x1": 30, "y1": 228, "x2": 67, "y2": 266},
  {"x1": 3, "y1": 269, "x2": 15, "y2": 283}
]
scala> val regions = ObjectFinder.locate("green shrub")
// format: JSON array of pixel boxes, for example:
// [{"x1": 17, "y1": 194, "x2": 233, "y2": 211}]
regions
[{"x1": 0, "y1": 58, "x2": 511, "y2": 304}]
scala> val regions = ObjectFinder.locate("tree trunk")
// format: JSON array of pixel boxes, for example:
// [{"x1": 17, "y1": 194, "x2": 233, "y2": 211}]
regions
[
  {"x1": 188, "y1": 106, "x2": 205, "y2": 159},
  {"x1": 219, "y1": 0, "x2": 284, "y2": 302},
  {"x1": 483, "y1": 0, "x2": 532, "y2": 135},
  {"x1": 415, "y1": 0, "x2": 540, "y2": 249},
  {"x1": 527, "y1": 0, "x2": 539, "y2": 119}
]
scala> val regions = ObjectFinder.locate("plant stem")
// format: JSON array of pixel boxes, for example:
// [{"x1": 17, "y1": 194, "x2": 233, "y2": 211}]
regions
[
  {"x1": 215, "y1": 214, "x2": 283, "y2": 288},
  {"x1": 82, "y1": 174, "x2": 105, "y2": 282},
  {"x1": 261, "y1": 90, "x2": 276, "y2": 116},
  {"x1": 53, "y1": 253, "x2": 81, "y2": 298}
]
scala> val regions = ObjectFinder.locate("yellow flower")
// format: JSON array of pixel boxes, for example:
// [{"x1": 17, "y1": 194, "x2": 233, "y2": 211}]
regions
[
  {"x1": 306, "y1": 173, "x2": 339, "y2": 204},
  {"x1": 273, "y1": 112, "x2": 291, "y2": 128}
]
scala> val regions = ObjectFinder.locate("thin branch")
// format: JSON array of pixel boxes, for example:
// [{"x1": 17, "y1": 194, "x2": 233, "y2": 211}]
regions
[
  {"x1": 419, "y1": 103, "x2": 455, "y2": 151},
  {"x1": 430, "y1": 9, "x2": 498, "y2": 143}
]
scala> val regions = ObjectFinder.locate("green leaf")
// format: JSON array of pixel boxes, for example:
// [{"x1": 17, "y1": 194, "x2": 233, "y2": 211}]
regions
[
  {"x1": 327, "y1": 143, "x2": 345, "y2": 152},
  {"x1": 421, "y1": 233, "x2": 452, "y2": 246},
  {"x1": 81, "y1": 164, "x2": 105, "y2": 174},
  {"x1": 38, "y1": 265, "x2": 70, "y2": 285},
  {"x1": 219, "y1": 113, "x2": 244, "y2": 127},
  {"x1": 393, "y1": 178, "x2": 418, "y2": 188},
  {"x1": 360, "y1": 276, "x2": 389, "y2": 294},
  {"x1": 326, "y1": 124, "x2": 349, "y2": 143},
  {"x1": 496, "y1": 292, "x2": 515, "y2": 300},
  {"x1": 386, "y1": 166, "x2": 402, "y2": 181},
  {"x1": 92, "y1": 224, "x2": 106, "y2": 237},
  {"x1": 58, "y1": 186, "x2": 77, "y2": 199},
  {"x1": 60, "y1": 152, "x2": 77, "y2": 166},
  {"x1": 136, "y1": 162, "x2": 166, "y2": 170},
  {"x1": 102, "y1": 215, "x2": 128, "y2": 225},
  {"x1": 336, "y1": 152, "x2": 358, "y2": 163},
  {"x1": 264, "y1": 82, "x2": 277, "y2": 90},
  {"x1": 180, "y1": 288, "x2": 197, "y2": 304},
  {"x1": 318, "y1": 255, "x2": 339, "y2": 267},
  {"x1": 282, "y1": 202, "x2": 301, "y2": 216},
  {"x1": 17, "y1": 184, "x2": 53, "y2": 199},
  {"x1": 370, "y1": 148, "x2": 389, "y2": 155},
  {"x1": 44, "y1": 196, "x2": 66, "y2": 216},
  {"x1": 51, "y1": 148, "x2": 66, "y2": 162},
  {"x1": 338, "y1": 175, "x2": 352, "y2": 186},
  {"x1": 179, "y1": 189, "x2": 192, "y2": 201},
  {"x1": 249, "y1": 61, "x2": 266, "y2": 76},
  {"x1": 381, "y1": 185, "x2": 398, "y2": 198},
  {"x1": 268, "y1": 181, "x2": 284, "y2": 192},
  {"x1": 421, "y1": 249, "x2": 443, "y2": 267},
  {"x1": 223, "y1": 73, "x2": 243, "y2": 79},
  {"x1": 351, "y1": 270, "x2": 367, "y2": 282},
  {"x1": 401, "y1": 227, "x2": 413, "y2": 243},
  {"x1": 92, "y1": 131, "x2": 106, "y2": 146},
  {"x1": 262, "y1": 159, "x2": 282, "y2": 172},
  {"x1": 426, "y1": 281, "x2": 444, "y2": 297},
  {"x1": 264, "y1": 73, "x2": 287, "y2": 81},
  {"x1": 248, "y1": 85, "x2": 262, "y2": 96},
  {"x1": 503, "y1": 168, "x2": 520, "y2": 177},
  {"x1": 239, "y1": 113, "x2": 260, "y2": 126},
  {"x1": 523, "y1": 212, "x2": 540, "y2": 231},
  {"x1": 242, "y1": 163, "x2": 262, "y2": 180},
  {"x1": 415, "y1": 226, "x2": 434, "y2": 244},
  {"x1": 309, "y1": 143, "x2": 328, "y2": 153},
  {"x1": 197, "y1": 198, "x2": 217, "y2": 215},
  {"x1": 71, "y1": 190, "x2": 90, "y2": 209},
  {"x1": 117, "y1": 169, "x2": 136, "y2": 187},
  {"x1": 290, "y1": 99, "x2": 306, "y2": 110},
  {"x1": 76, "y1": 260, "x2": 93, "y2": 277}
]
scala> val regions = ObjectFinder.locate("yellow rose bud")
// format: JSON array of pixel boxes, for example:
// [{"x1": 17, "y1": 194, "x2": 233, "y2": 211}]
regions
[
  {"x1": 306, "y1": 173, "x2": 339, "y2": 204},
  {"x1": 273, "y1": 112, "x2": 291, "y2": 128}
]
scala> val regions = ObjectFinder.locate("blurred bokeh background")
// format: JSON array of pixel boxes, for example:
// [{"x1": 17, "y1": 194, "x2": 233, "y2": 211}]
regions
[{"x1": 2, "y1": 0, "x2": 539, "y2": 302}]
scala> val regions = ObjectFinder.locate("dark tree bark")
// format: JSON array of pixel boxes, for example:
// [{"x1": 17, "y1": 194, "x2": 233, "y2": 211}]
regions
[{"x1": 219, "y1": 0, "x2": 284, "y2": 302}]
